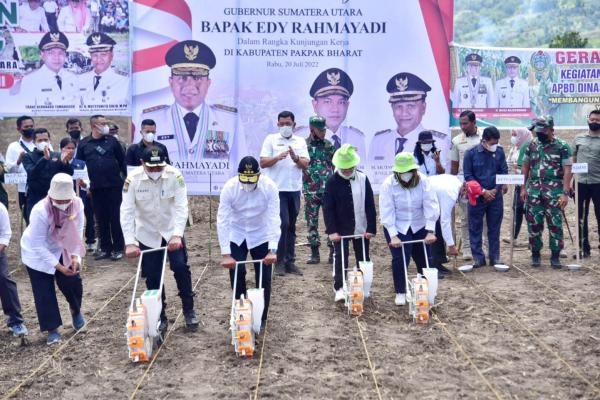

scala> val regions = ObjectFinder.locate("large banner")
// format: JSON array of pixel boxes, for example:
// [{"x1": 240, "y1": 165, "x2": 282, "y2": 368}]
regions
[
  {"x1": 0, "y1": 0, "x2": 130, "y2": 115},
  {"x1": 132, "y1": 0, "x2": 453, "y2": 194},
  {"x1": 450, "y1": 44, "x2": 599, "y2": 128}
]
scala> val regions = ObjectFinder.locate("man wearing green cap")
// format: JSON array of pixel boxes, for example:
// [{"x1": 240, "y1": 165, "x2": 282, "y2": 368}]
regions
[
  {"x1": 323, "y1": 144, "x2": 376, "y2": 302},
  {"x1": 521, "y1": 116, "x2": 572, "y2": 268},
  {"x1": 379, "y1": 152, "x2": 438, "y2": 306},
  {"x1": 302, "y1": 115, "x2": 335, "y2": 265}
]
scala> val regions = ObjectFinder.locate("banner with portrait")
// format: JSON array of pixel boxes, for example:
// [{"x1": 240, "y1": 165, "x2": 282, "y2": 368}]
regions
[
  {"x1": 132, "y1": 0, "x2": 453, "y2": 194},
  {"x1": 450, "y1": 44, "x2": 599, "y2": 129},
  {"x1": 0, "y1": 0, "x2": 130, "y2": 115}
]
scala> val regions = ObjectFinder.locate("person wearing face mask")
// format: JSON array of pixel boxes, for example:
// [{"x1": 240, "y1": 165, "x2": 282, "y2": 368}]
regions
[
  {"x1": 572, "y1": 110, "x2": 600, "y2": 258},
  {"x1": 323, "y1": 144, "x2": 376, "y2": 302},
  {"x1": 5, "y1": 116, "x2": 36, "y2": 222},
  {"x1": 302, "y1": 116, "x2": 336, "y2": 265},
  {"x1": 121, "y1": 146, "x2": 199, "y2": 332},
  {"x1": 502, "y1": 127, "x2": 533, "y2": 247},
  {"x1": 22, "y1": 128, "x2": 74, "y2": 222},
  {"x1": 21, "y1": 173, "x2": 86, "y2": 345},
  {"x1": 463, "y1": 126, "x2": 508, "y2": 268},
  {"x1": 379, "y1": 152, "x2": 439, "y2": 306},
  {"x1": 260, "y1": 111, "x2": 310, "y2": 276},
  {"x1": 217, "y1": 156, "x2": 280, "y2": 327},
  {"x1": 76, "y1": 114, "x2": 126, "y2": 261},
  {"x1": 521, "y1": 116, "x2": 573, "y2": 268},
  {"x1": 125, "y1": 119, "x2": 170, "y2": 171}
]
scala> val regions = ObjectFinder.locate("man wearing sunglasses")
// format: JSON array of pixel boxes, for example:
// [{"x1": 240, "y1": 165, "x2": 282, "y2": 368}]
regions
[{"x1": 217, "y1": 156, "x2": 280, "y2": 327}]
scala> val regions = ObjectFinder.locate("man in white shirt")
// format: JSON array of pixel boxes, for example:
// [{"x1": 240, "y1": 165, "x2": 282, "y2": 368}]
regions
[
  {"x1": 121, "y1": 146, "x2": 199, "y2": 332},
  {"x1": 78, "y1": 32, "x2": 128, "y2": 107},
  {"x1": 217, "y1": 156, "x2": 280, "y2": 326},
  {"x1": 18, "y1": 0, "x2": 49, "y2": 32},
  {"x1": 5, "y1": 116, "x2": 36, "y2": 223},
  {"x1": 260, "y1": 111, "x2": 310, "y2": 276}
]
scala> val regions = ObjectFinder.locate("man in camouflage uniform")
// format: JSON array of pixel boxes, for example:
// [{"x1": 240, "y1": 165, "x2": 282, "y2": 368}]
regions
[
  {"x1": 302, "y1": 116, "x2": 335, "y2": 264},
  {"x1": 521, "y1": 116, "x2": 572, "y2": 268}
]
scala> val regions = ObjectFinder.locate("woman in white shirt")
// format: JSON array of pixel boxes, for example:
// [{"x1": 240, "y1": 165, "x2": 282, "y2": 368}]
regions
[
  {"x1": 21, "y1": 173, "x2": 85, "y2": 345},
  {"x1": 379, "y1": 152, "x2": 439, "y2": 306}
]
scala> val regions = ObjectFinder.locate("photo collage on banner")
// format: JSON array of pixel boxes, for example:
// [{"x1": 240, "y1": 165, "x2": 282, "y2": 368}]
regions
[
  {"x1": 450, "y1": 44, "x2": 599, "y2": 128},
  {"x1": 0, "y1": 0, "x2": 130, "y2": 115},
  {"x1": 132, "y1": 0, "x2": 452, "y2": 194}
]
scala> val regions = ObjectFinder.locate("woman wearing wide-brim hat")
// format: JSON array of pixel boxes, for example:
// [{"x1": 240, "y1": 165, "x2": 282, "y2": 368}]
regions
[
  {"x1": 379, "y1": 152, "x2": 439, "y2": 306},
  {"x1": 323, "y1": 144, "x2": 377, "y2": 303}
]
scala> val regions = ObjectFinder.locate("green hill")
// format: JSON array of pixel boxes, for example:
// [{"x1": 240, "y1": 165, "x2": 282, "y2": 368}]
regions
[{"x1": 454, "y1": 0, "x2": 600, "y2": 48}]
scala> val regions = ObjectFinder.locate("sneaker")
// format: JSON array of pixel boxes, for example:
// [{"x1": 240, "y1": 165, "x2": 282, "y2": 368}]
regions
[
  {"x1": 395, "y1": 293, "x2": 406, "y2": 306},
  {"x1": 285, "y1": 263, "x2": 303, "y2": 276},
  {"x1": 436, "y1": 264, "x2": 452, "y2": 275},
  {"x1": 334, "y1": 288, "x2": 345, "y2": 302},
  {"x1": 72, "y1": 312, "x2": 85, "y2": 331},
  {"x1": 110, "y1": 251, "x2": 124, "y2": 261},
  {"x1": 462, "y1": 253, "x2": 473, "y2": 261},
  {"x1": 94, "y1": 251, "x2": 110, "y2": 260},
  {"x1": 8, "y1": 323, "x2": 28, "y2": 337},
  {"x1": 86, "y1": 242, "x2": 97, "y2": 253},
  {"x1": 559, "y1": 250, "x2": 568, "y2": 259},
  {"x1": 47, "y1": 330, "x2": 61, "y2": 345},
  {"x1": 184, "y1": 310, "x2": 199, "y2": 330},
  {"x1": 473, "y1": 261, "x2": 486, "y2": 268}
]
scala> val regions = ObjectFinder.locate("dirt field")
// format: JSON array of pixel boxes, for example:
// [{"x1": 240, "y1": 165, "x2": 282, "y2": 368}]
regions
[{"x1": 1, "y1": 128, "x2": 600, "y2": 399}]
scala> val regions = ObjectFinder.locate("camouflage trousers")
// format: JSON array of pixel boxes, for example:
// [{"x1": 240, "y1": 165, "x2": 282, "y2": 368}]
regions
[
  {"x1": 304, "y1": 193, "x2": 325, "y2": 247},
  {"x1": 525, "y1": 185, "x2": 564, "y2": 252}
]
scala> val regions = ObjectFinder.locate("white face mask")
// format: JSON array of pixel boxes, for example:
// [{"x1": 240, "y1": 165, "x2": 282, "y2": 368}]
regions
[
  {"x1": 99, "y1": 125, "x2": 110, "y2": 135},
  {"x1": 510, "y1": 136, "x2": 518, "y2": 146},
  {"x1": 240, "y1": 183, "x2": 257, "y2": 192},
  {"x1": 36, "y1": 141, "x2": 49, "y2": 152},
  {"x1": 52, "y1": 200, "x2": 72, "y2": 211},
  {"x1": 487, "y1": 144, "x2": 498, "y2": 153},
  {"x1": 400, "y1": 172, "x2": 413, "y2": 182},
  {"x1": 143, "y1": 133, "x2": 155, "y2": 143},
  {"x1": 146, "y1": 171, "x2": 163, "y2": 181},
  {"x1": 279, "y1": 126, "x2": 293, "y2": 139},
  {"x1": 337, "y1": 169, "x2": 356, "y2": 180},
  {"x1": 421, "y1": 143, "x2": 433, "y2": 152}
]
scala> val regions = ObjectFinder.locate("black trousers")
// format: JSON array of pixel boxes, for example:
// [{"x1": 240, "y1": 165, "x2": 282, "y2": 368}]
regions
[
  {"x1": 228, "y1": 241, "x2": 271, "y2": 322},
  {"x1": 81, "y1": 190, "x2": 96, "y2": 244},
  {"x1": 277, "y1": 191, "x2": 300, "y2": 266},
  {"x1": 333, "y1": 237, "x2": 370, "y2": 291},
  {"x1": 430, "y1": 219, "x2": 447, "y2": 266},
  {"x1": 26, "y1": 266, "x2": 83, "y2": 332},
  {"x1": 577, "y1": 182, "x2": 600, "y2": 253},
  {"x1": 0, "y1": 252, "x2": 24, "y2": 327},
  {"x1": 18, "y1": 192, "x2": 28, "y2": 225},
  {"x1": 139, "y1": 239, "x2": 195, "y2": 320},
  {"x1": 92, "y1": 187, "x2": 124, "y2": 253}
]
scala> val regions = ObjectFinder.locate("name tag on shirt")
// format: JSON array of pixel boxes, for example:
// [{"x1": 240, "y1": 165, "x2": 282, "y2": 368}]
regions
[
  {"x1": 495, "y1": 174, "x2": 524, "y2": 185},
  {"x1": 572, "y1": 163, "x2": 588, "y2": 174}
]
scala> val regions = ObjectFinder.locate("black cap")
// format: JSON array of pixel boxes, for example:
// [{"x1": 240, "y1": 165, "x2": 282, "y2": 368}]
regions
[
  {"x1": 86, "y1": 32, "x2": 116, "y2": 53},
  {"x1": 417, "y1": 131, "x2": 434, "y2": 143},
  {"x1": 165, "y1": 40, "x2": 216, "y2": 76},
  {"x1": 39, "y1": 31, "x2": 69, "y2": 51},
  {"x1": 237, "y1": 156, "x2": 260, "y2": 174},
  {"x1": 142, "y1": 146, "x2": 167, "y2": 167},
  {"x1": 386, "y1": 72, "x2": 431, "y2": 103},
  {"x1": 309, "y1": 67, "x2": 354, "y2": 98},
  {"x1": 465, "y1": 53, "x2": 483, "y2": 64},
  {"x1": 504, "y1": 56, "x2": 521, "y2": 65}
]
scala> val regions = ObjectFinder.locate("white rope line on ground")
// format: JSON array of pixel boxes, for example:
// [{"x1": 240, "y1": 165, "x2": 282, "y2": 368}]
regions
[
  {"x1": 2, "y1": 272, "x2": 137, "y2": 400},
  {"x1": 431, "y1": 311, "x2": 504, "y2": 400},
  {"x1": 354, "y1": 317, "x2": 383, "y2": 400},
  {"x1": 458, "y1": 270, "x2": 600, "y2": 397},
  {"x1": 129, "y1": 262, "x2": 210, "y2": 400},
  {"x1": 253, "y1": 318, "x2": 269, "y2": 400},
  {"x1": 511, "y1": 263, "x2": 600, "y2": 321}
]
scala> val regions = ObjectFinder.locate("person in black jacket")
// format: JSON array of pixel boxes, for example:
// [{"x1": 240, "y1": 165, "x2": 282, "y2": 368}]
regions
[
  {"x1": 23, "y1": 129, "x2": 74, "y2": 221},
  {"x1": 125, "y1": 119, "x2": 170, "y2": 168},
  {"x1": 323, "y1": 144, "x2": 376, "y2": 302},
  {"x1": 76, "y1": 115, "x2": 126, "y2": 261}
]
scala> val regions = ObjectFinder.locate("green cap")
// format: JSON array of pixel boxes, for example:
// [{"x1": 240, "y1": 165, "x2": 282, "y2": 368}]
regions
[
  {"x1": 332, "y1": 144, "x2": 360, "y2": 169},
  {"x1": 393, "y1": 152, "x2": 418, "y2": 173},
  {"x1": 309, "y1": 115, "x2": 326, "y2": 130},
  {"x1": 530, "y1": 115, "x2": 554, "y2": 132}
]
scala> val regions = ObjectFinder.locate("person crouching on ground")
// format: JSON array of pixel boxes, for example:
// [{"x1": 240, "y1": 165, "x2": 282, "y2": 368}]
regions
[
  {"x1": 21, "y1": 173, "x2": 86, "y2": 345},
  {"x1": 379, "y1": 152, "x2": 439, "y2": 306},
  {"x1": 217, "y1": 156, "x2": 280, "y2": 327},
  {"x1": 323, "y1": 144, "x2": 376, "y2": 302}
]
